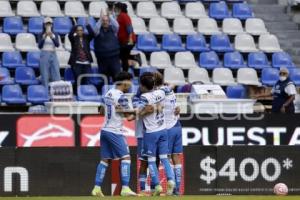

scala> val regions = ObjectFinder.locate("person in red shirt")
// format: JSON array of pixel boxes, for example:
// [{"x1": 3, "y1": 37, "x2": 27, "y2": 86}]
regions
[{"x1": 114, "y1": 3, "x2": 136, "y2": 72}]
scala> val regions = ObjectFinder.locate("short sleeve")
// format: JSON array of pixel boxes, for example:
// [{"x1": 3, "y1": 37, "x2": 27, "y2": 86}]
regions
[
  {"x1": 285, "y1": 83, "x2": 297, "y2": 96},
  {"x1": 139, "y1": 95, "x2": 149, "y2": 108}
]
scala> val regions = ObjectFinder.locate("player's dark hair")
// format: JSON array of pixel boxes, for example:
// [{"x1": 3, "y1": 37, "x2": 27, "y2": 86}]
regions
[
  {"x1": 115, "y1": 2, "x2": 128, "y2": 13},
  {"x1": 115, "y1": 72, "x2": 133, "y2": 85},
  {"x1": 153, "y1": 72, "x2": 163, "y2": 87},
  {"x1": 140, "y1": 72, "x2": 155, "y2": 90}
]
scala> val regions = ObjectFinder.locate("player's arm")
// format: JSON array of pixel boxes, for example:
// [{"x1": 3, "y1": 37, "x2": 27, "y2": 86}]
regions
[
  {"x1": 136, "y1": 95, "x2": 155, "y2": 117},
  {"x1": 174, "y1": 106, "x2": 180, "y2": 116}
]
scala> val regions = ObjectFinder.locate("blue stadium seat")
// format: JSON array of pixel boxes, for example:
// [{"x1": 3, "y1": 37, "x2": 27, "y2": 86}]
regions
[
  {"x1": 199, "y1": 51, "x2": 221, "y2": 70},
  {"x1": 139, "y1": 66, "x2": 158, "y2": 76},
  {"x1": 233, "y1": 3, "x2": 253, "y2": 20},
  {"x1": 26, "y1": 51, "x2": 40, "y2": 68},
  {"x1": 162, "y1": 34, "x2": 185, "y2": 52},
  {"x1": 77, "y1": 85, "x2": 102, "y2": 102},
  {"x1": 248, "y1": 52, "x2": 270, "y2": 69},
  {"x1": 64, "y1": 68, "x2": 75, "y2": 83},
  {"x1": 210, "y1": 34, "x2": 233, "y2": 53},
  {"x1": 289, "y1": 68, "x2": 300, "y2": 86},
  {"x1": 27, "y1": 85, "x2": 49, "y2": 104},
  {"x1": 186, "y1": 34, "x2": 209, "y2": 52},
  {"x1": 224, "y1": 51, "x2": 246, "y2": 69},
  {"x1": 15, "y1": 67, "x2": 39, "y2": 85},
  {"x1": 0, "y1": 68, "x2": 14, "y2": 85},
  {"x1": 137, "y1": 34, "x2": 161, "y2": 52},
  {"x1": 102, "y1": 85, "x2": 114, "y2": 95},
  {"x1": 272, "y1": 52, "x2": 295, "y2": 68},
  {"x1": 77, "y1": 17, "x2": 96, "y2": 34},
  {"x1": 2, "y1": 84, "x2": 26, "y2": 104},
  {"x1": 3, "y1": 17, "x2": 24, "y2": 35},
  {"x1": 209, "y1": 1, "x2": 231, "y2": 20},
  {"x1": 53, "y1": 17, "x2": 72, "y2": 35},
  {"x1": 226, "y1": 85, "x2": 246, "y2": 99},
  {"x1": 261, "y1": 68, "x2": 279, "y2": 86},
  {"x1": 28, "y1": 17, "x2": 44, "y2": 35},
  {"x1": 2, "y1": 51, "x2": 25, "y2": 69},
  {"x1": 90, "y1": 39, "x2": 94, "y2": 51},
  {"x1": 88, "y1": 68, "x2": 104, "y2": 86}
]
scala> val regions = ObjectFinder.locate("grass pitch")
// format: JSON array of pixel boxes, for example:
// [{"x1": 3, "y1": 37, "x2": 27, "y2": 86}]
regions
[{"x1": 0, "y1": 196, "x2": 299, "y2": 200}]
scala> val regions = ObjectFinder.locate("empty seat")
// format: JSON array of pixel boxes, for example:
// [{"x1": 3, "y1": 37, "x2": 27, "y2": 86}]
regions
[
  {"x1": 248, "y1": 52, "x2": 270, "y2": 69},
  {"x1": 224, "y1": 51, "x2": 246, "y2": 69},
  {"x1": 137, "y1": 34, "x2": 160, "y2": 52},
  {"x1": 131, "y1": 17, "x2": 148, "y2": 35},
  {"x1": 161, "y1": 2, "x2": 183, "y2": 19},
  {"x1": 2, "y1": 85, "x2": 26, "y2": 104},
  {"x1": 173, "y1": 18, "x2": 196, "y2": 35},
  {"x1": 0, "y1": 68, "x2": 14, "y2": 85},
  {"x1": 56, "y1": 51, "x2": 71, "y2": 68},
  {"x1": 0, "y1": 1, "x2": 14, "y2": 17},
  {"x1": 234, "y1": 34, "x2": 258, "y2": 53},
  {"x1": 186, "y1": 34, "x2": 209, "y2": 52},
  {"x1": 149, "y1": 17, "x2": 172, "y2": 35},
  {"x1": 77, "y1": 85, "x2": 102, "y2": 102},
  {"x1": 213, "y1": 68, "x2": 236, "y2": 86},
  {"x1": 245, "y1": 18, "x2": 268, "y2": 36},
  {"x1": 222, "y1": 18, "x2": 244, "y2": 35},
  {"x1": 164, "y1": 68, "x2": 186, "y2": 85},
  {"x1": 65, "y1": 1, "x2": 87, "y2": 17},
  {"x1": 209, "y1": 1, "x2": 231, "y2": 20},
  {"x1": 64, "y1": 68, "x2": 75, "y2": 83},
  {"x1": 289, "y1": 68, "x2": 300, "y2": 86},
  {"x1": 0, "y1": 33, "x2": 14, "y2": 52},
  {"x1": 16, "y1": 33, "x2": 39, "y2": 52},
  {"x1": 199, "y1": 51, "x2": 221, "y2": 70},
  {"x1": 162, "y1": 34, "x2": 185, "y2": 52},
  {"x1": 53, "y1": 17, "x2": 72, "y2": 35},
  {"x1": 198, "y1": 18, "x2": 221, "y2": 35},
  {"x1": 261, "y1": 68, "x2": 279, "y2": 86},
  {"x1": 150, "y1": 51, "x2": 173, "y2": 69},
  {"x1": 3, "y1": 17, "x2": 24, "y2": 35},
  {"x1": 17, "y1": 0, "x2": 40, "y2": 17},
  {"x1": 15, "y1": 67, "x2": 39, "y2": 85},
  {"x1": 226, "y1": 85, "x2": 246, "y2": 99},
  {"x1": 188, "y1": 68, "x2": 211, "y2": 84},
  {"x1": 233, "y1": 3, "x2": 253, "y2": 20},
  {"x1": 272, "y1": 52, "x2": 294, "y2": 68},
  {"x1": 26, "y1": 51, "x2": 40, "y2": 69},
  {"x1": 210, "y1": 34, "x2": 233, "y2": 53},
  {"x1": 136, "y1": 2, "x2": 159, "y2": 19},
  {"x1": 2, "y1": 51, "x2": 25, "y2": 69},
  {"x1": 27, "y1": 85, "x2": 49, "y2": 104},
  {"x1": 185, "y1": 2, "x2": 208, "y2": 19},
  {"x1": 40, "y1": 1, "x2": 63, "y2": 17},
  {"x1": 89, "y1": 1, "x2": 108, "y2": 18},
  {"x1": 28, "y1": 17, "x2": 44, "y2": 35},
  {"x1": 175, "y1": 51, "x2": 198, "y2": 69},
  {"x1": 259, "y1": 34, "x2": 282, "y2": 53},
  {"x1": 139, "y1": 67, "x2": 158, "y2": 76},
  {"x1": 237, "y1": 68, "x2": 261, "y2": 86},
  {"x1": 88, "y1": 67, "x2": 104, "y2": 86}
]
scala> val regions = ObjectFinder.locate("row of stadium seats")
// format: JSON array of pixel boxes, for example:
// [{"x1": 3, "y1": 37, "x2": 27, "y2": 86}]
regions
[
  {"x1": 0, "y1": 1, "x2": 252, "y2": 20},
  {"x1": 0, "y1": 50, "x2": 294, "y2": 70}
]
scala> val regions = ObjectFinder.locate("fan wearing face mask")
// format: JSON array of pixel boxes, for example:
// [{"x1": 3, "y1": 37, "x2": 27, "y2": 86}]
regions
[{"x1": 255, "y1": 67, "x2": 297, "y2": 113}]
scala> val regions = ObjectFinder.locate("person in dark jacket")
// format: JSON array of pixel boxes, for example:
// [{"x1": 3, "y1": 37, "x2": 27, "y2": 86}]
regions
[
  {"x1": 255, "y1": 67, "x2": 297, "y2": 113},
  {"x1": 93, "y1": 10, "x2": 121, "y2": 83},
  {"x1": 114, "y1": 3, "x2": 136, "y2": 72},
  {"x1": 38, "y1": 17, "x2": 61, "y2": 89},
  {"x1": 68, "y1": 18, "x2": 94, "y2": 94}
]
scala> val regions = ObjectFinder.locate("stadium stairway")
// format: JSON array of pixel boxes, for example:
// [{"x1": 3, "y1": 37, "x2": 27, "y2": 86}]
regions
[{"x1": 248, "y1": 0, "x2": 300, "y2": 66}]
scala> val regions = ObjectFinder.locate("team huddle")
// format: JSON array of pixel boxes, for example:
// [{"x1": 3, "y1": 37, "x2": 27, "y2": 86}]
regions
[{"x1": 91, "y1": 71, "x2": 183, "y2": 197}]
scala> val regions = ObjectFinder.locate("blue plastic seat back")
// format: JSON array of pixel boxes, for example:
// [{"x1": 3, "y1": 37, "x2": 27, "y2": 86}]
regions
[
  {"x1": 199, "y1": 51, "x2": 220, "y2": 69},
  {"x1": 64, "y1": 68, "x2": 75, "y2": 83},
  {"x1": 2, "y1": 51, "x2": 25, "y2": 68},
  {"x1": 261, "y1": 68, "x2": 279, "y2": 86},
  {"x1": 226, "y1": 85, "x2": 246, "y2": 99},
  {"x1": 186, "y1": 34, "x2": 209, "y2": 52},
  {"x1": 248, "y1": 52, "x2": 270, "y2": 69},
  {"x1": 27, "y1": 85, "x2": 49, "y2": 103},
  {"x1": 28, "y1": 17, "x2": 44, "y2": 35},
  {"x1": 233, "y1": 3, "x2": 253, "y2": 19},
  {"x1": 26, "y1": 51, "x2": 41, "y2": 68},
  {"x1": 272, "y1": 52, "x2": 294, "y2": 68},
  {"x1": 3, "y1": 17, "x2": 24, "y2": 35},
  {"x1": 53, "y1": 17, "x2": 72, "y2": 35},
  {"x1": 209, "y1": 1, "x2": 230, "y2": 19},
  {"x1": 224, "y1": 51, "x2": 245, "y2": 68}
]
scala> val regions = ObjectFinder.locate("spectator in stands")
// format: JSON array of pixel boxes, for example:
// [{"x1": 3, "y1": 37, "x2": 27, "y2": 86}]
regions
[
  {"x1": 38, "y1": 17, "x2": 61, "y2": 89},
  {"x1": 68, "y1": 18, "x2": 94, "y2": 94},
  {"x1": 93, "y1": 10, "x2": 121, "y2": 83},
  {"x1": 114, "y1": 3, "x2": 136, "y2": 72},
  {"x1": 255, "y1": 67, "x2": 297, "y2": 113}
]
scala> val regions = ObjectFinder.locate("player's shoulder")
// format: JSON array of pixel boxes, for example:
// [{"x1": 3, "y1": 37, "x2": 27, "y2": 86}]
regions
[
  {"x1": 159, "y1": 85, "x2": 173, "y2": 95},
  {"x1": 106, "y1": 88, "x2": 123, "y2": 98}
]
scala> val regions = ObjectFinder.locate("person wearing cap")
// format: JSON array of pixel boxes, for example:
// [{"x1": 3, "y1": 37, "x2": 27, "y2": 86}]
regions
[
  {"x1": 114, "y1": 2, "x2": 136, "y2": 72},
  {"x1": 38, "y1": 17, "x2": 61, "y2": 89},
  {"x1": 255, "y1": 67, "x2": 297, "y2": 113}
]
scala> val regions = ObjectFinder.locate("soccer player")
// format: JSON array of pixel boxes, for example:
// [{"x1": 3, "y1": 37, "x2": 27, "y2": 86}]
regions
[
  {"x1": 92, "y1": 72, "x2": 136, "y2": 197},
  {"x1": 138, "y1": 73, "x2": 175, "y2": 196},
  {"x1": 154, "y1": 72, "x2": 183, "y2": 195}
]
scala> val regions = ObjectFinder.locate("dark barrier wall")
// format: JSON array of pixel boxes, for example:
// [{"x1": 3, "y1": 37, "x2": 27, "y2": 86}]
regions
[{"x1": 0, "y1": 147, "x2": 300, "y2": 196}]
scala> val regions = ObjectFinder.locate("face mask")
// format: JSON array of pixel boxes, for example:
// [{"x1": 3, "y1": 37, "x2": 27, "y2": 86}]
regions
[{"x1": 279, "y1": 76, "x2": 287, "y2": 82}]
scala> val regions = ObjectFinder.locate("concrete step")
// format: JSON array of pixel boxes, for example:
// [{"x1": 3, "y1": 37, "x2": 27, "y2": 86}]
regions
[
  {"x1": 247, "y1": 0, "x2": 279, "y2": 5},
  {"x1": 255, "y1": 13, "x2": 291, "y2": 22},
  {"x1": 251, "y1": 4, "x2": 286, "y2": 14},
  {"x1": 265, "y1": 21, "x2": 299, "y2": 31}
]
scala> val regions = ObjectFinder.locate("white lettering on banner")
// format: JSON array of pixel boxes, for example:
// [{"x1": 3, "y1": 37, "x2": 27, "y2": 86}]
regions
[
  {"x1": 4, "y1": 167, "x2": 29, "y2": 192},
  {"x1": 0, "y1": 131, "x2": 9, "y2": 147},
  {"x1": 266, "y1": 127, "x2": 286, "y2": 145},
  {"x1": 247, "y1": 128, "x2": 266, "y2": 145},
  {"x1": 200, "y1": 157, "x2": 289, "y2": 185},
  {"x1": 182, "y1": 128, "x2": 201, "y2": 146},
  {"x1": 289, "y1": 128, "x2": 300, "y2": 145},
  {"x1": 227, "y1": 127, "x2": 245, "y2": 145}
]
